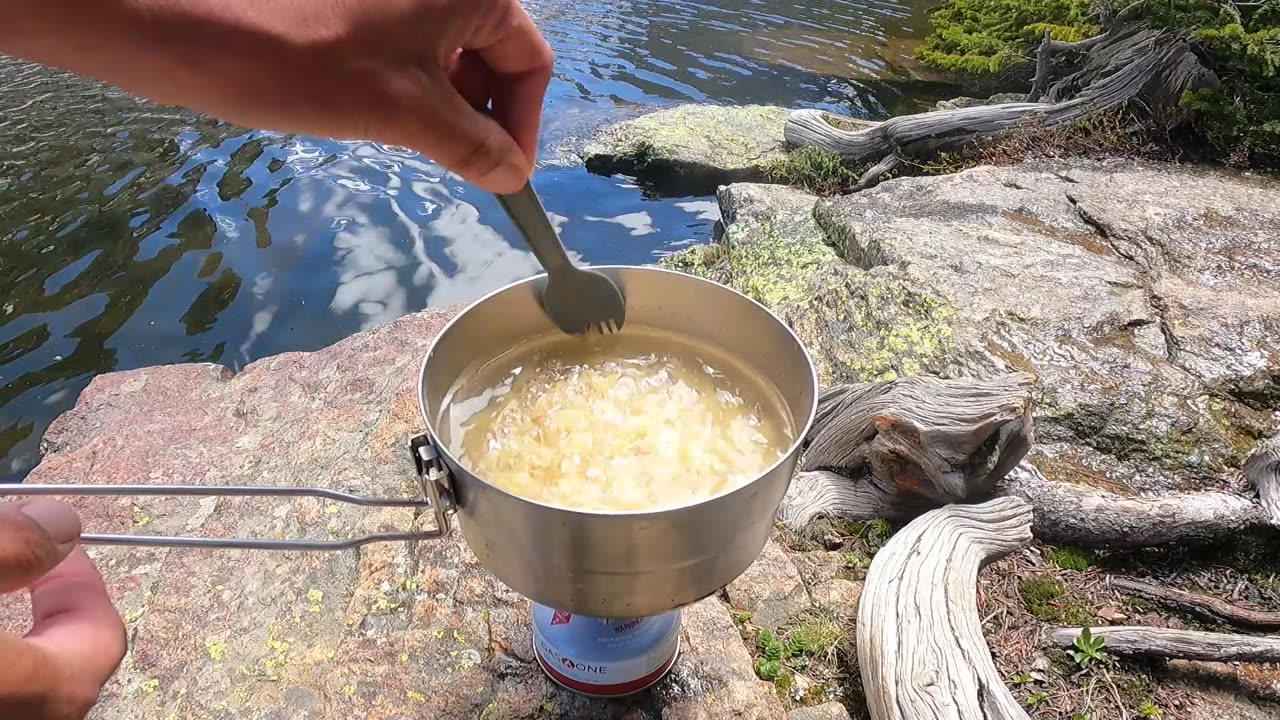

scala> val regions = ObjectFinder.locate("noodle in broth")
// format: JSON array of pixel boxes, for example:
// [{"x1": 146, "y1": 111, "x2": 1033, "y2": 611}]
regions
[{"x1": 443, "y1": 326, "x2": 792, "y2": 512}]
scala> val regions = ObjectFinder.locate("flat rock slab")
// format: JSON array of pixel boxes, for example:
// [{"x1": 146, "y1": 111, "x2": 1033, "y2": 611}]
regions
[
  {"x1": 0, "y1": 307, "x2": 784, "y2": 720},
  {"x1": 582, "y1": 104, "x2": 788, "y2": 196},
  {"x1": 832, "y1": 161, "x2": 1279, "y2": 495},
  {"x1": 788, "y1": 701, "x2": 854, "y2": 720},
  {"x1": 725, "y1": 539, "x2": 810, "y2": 631}
]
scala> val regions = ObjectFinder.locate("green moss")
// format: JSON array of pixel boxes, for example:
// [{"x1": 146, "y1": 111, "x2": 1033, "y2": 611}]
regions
[
  {"x1": 1046, "y1": 546, "x2": 1096, "y2": 571},
  {"x1": 1020, "y1": 576, "x2": 1065, "y2": 615},
  {"x1": 1138, "y1": 701, "x2": 1163, "y2": 718},
  {"x1": 1019, "y1": 576, "x2": 1090, "y2": 624},
  {"x1": 763, "y1": 147, "x2": 864, "y2": 196}
]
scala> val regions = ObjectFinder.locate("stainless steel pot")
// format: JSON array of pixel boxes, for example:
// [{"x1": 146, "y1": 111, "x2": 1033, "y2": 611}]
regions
[
  {"x1": 418, "y1": 266, "x2": 817, "y2": 617},
  {"x1": 1, "y1": 266, "x2": 816, "y2": 619}
]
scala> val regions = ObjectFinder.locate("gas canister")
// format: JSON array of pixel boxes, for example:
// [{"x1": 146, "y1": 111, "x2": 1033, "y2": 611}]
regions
[{"x1": 530, "y1": 602, "x2": 681, "y2": 697}]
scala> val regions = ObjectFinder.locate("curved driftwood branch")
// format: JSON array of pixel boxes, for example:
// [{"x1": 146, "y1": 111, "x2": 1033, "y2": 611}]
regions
[
  {"x1": 997, "y1": 463, "x2": 1266, "y2": 547},
  {"x1": 1109, "y1": 577, "x2": 1280, "y2": 629},
  {"x1": 1244, "y1": 436, "x2": 1280, "y2": 526},
  {"x1": 859, "y1": 497, "x2": 1034, "y2": 720},
  {"x1": 779, "y1": 373, "x2": 1034, "y2": 530},
  {"x1": 784, "y1": 26, "x2": 1216, "y2": 190},
  {"x1": 1048, "y1": 627, "x2": 1280, "y2": 663},
  {"x1": 854, "y1": 153, "x2": 904, "y2": 191}
]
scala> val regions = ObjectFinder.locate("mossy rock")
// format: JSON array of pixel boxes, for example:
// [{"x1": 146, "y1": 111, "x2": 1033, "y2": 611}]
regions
[{"x1": 582, "y1": 105, "x2": 789, "y2": 196}]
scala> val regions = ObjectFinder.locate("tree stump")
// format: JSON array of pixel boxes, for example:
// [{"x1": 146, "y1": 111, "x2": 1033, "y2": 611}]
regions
[
  {"x1": 859, "y1": 497, "x2": 1034, "y2": 720},
  {"x1": 779, "y1": 373, "x2": 1035, "y2": 529}
]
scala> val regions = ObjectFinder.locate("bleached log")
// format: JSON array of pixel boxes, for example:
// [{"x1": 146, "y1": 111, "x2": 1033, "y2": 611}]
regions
[
  {"x1": 859, "y1": 497, "x2": 1034, "y2": 720},
  {"x1": 1048, "y1": 626, "x2": 1280, "y2": 663}
]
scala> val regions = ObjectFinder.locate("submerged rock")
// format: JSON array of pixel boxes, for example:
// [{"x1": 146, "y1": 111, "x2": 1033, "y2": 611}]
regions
[{"x1": 582, "y1": 104, "x2": 788, "y2": 195}]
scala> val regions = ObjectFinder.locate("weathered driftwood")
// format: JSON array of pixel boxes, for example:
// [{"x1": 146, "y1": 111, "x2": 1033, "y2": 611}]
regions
[
  {"x1": 1030, "y1": 0, "x2": 1149, "y2": 100},
  {"x1": 998, "y1": 463, "x2": 1266, "y2": 548},
  {"x1": 778, "y1": 373, "x2": 1035, "y2": 530},
  {"x1": 784, "y1": 25, "x2": 1216, "y2": 190},
  {"x1": 1048, "y1": 627, "x2": 1280, "y2": 663},
  {"x1": 1109, "y1": 577, "x2": 1280, "y2": 629},
  {"x1": 859, "y1": 497, "x2": 1034, "y2": 720},
  {"x1": 1244, "y1": 436, "x2": 1280, "y2": 526}
]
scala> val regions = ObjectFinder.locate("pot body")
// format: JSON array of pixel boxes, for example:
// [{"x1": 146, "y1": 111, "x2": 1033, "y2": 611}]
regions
[{"x1": 418, "y1": 266, "x2": 816, "y2": 618}]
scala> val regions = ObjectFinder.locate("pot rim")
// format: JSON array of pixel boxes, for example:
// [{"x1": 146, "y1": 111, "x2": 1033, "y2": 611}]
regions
[{"x1": 417, "y1": 264, "x2": 818, "y2": 519}]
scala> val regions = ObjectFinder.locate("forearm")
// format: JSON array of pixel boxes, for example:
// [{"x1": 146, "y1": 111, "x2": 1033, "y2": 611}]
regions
[{"x1": 0, "y1": 0, "x2": 311, "y2": 114}]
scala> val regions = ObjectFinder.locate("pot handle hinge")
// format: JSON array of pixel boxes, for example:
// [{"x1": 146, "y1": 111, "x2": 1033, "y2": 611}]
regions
[{"x1": 410, "y1": 434, "x2": 456, "y2": 540}]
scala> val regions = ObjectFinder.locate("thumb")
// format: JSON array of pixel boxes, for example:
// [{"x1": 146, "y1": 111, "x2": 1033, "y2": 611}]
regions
[
  {"x1": 399, "y1": 71, "x2": 531, "y2": 193},
  {"x1": 0, "y1": 499, "x2": 81, "y2": 594}
]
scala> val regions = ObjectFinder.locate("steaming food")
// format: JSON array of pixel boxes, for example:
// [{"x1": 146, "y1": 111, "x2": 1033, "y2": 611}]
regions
[{"x1": 443, "y1": 326, "x2": 792, "y2": 512}]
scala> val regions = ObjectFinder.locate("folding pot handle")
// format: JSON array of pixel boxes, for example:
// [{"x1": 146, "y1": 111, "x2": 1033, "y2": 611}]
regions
[{"x1": 0, "y1": 435, "x2": 457, "y2": 550}]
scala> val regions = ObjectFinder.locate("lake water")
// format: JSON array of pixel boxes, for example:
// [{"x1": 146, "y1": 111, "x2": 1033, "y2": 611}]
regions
[{"x1": 0, "y1": 0, "x2": 952, "y2": 481}]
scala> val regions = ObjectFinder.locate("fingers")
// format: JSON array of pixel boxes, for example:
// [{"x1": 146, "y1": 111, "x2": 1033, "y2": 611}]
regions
[
  {"x1": 404, "y1": 67, "x2": 532, "y2": 192},
  {"x1": 25, "y1": 548, "x2": 127, "y2": 698},
  {"x1": 0, "y1": 499, "x2": 80, "y2": 593},
  {"x1": 471, "y1": 0, "x2": 553, "y2": 168}
]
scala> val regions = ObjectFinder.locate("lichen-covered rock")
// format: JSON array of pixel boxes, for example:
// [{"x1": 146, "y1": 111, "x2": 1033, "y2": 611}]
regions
[
  {"x1": 684, "y1": 160, "x2": 1279, "y2": 499},
  {"x1": 660, "y1": 183, "x2": 960, "y2": 385},
  {"x1": 0, "y1": 306, "x2": 785, "y2": 720},
  {"x1": 582, "y1": 105, "x2": 788, "y2": 195},
  {"x1": 725, "y1": 539, "x2": 809, "y2": 631},
  {"x1": 816, "y1": 162, "x2": 1278, "y2": 495}
]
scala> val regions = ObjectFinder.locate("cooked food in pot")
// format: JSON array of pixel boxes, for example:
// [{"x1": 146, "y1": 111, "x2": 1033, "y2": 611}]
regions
[{"x1": 442, "y1": 325, "x2": 792, "y2": 512}]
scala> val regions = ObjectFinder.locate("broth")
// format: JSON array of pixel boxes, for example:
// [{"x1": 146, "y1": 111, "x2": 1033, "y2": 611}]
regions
[{"x1": 441, "y1": 325, "x2": 793, "y2": 512}]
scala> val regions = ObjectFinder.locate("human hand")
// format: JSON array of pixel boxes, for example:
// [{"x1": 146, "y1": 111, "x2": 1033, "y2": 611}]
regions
[
  {"x1": 0, "y1": 499, "x2": 126, "y2": 720},
  {"x1": 2, "y1": 0, "x2": 554, "y2": 193}
]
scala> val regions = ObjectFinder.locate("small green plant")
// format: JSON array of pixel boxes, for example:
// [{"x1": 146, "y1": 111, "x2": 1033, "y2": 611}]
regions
[
  {"x1": 1011, "y1": 672, "x2": 1035, "y2": 686},
  {"x1": 759, "y1": 629, "x2": 785, "y2": 660},
  {"x1": 755, "y1": 628, "x2": 787, "y2": 681},
  {"x1": 1046, "y1": 545, "x2": 1096, "y2": 571},
  {"x1": 1024, "y1": 692, "x2": 1049, "y2": 709},
  {"x1": 837, "y1": 519, "x2": 894, "y2": 553},
  {"x1": 733, "y1": 610, "x2": 754, "y2": 624},
  {"x1": 843, "y1": 551, "x2": 871, "y2": 572},
  {"x1": 754, "y1": 656, "x2": 784, "y2": 681},
  {"x1": 1138, "y1": 701, "x2": 1162, "y2": 718},
  {"x1": 1069, "y1": 627, "x2": 1107, "y2": 669},
  {"x1": 763, "y1": 146, "x2": 863, "y2": 196},
  {"x1": 785, "y1": 617, "x2": 846, "y2": 660},
  {"x1": 1072, "y1": 713, "x2": 1093, "y2": 720}
]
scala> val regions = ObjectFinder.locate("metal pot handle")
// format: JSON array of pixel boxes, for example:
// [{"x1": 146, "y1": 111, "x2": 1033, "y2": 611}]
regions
[{"x1": 0, "y1": 434, "x2": 455, "y2": 550}]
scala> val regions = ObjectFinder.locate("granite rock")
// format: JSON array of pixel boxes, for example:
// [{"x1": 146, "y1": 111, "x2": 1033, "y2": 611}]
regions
[
  {"x1": 1, "y1": 306, "x2": 784, "y2": 720},
  {"x1": 807, "y1": 579, "x2": 862, "y2": 621},
  {"x1": 724, "y1": 539, "x2": 809, "y2": 631},
  {"x1": 787, "y1": 702, "x2": 853, "y2": 720}
]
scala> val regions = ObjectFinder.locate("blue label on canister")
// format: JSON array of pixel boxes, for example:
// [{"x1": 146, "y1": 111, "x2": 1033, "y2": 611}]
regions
[{"x1": 531, "y1": 603, "x2": 681, "y2": 696}]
